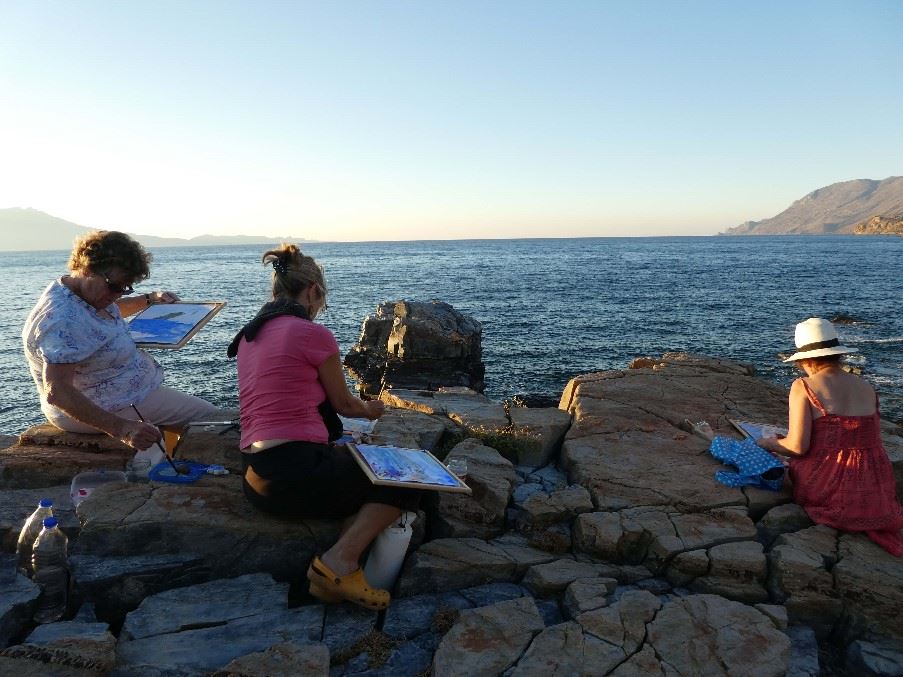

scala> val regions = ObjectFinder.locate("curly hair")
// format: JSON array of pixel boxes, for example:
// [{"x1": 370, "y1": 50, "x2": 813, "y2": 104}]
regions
[
  {"x1": 262, "y1": 243, "x2": 326, "y2": 302},
  {"x1": 68, "y1": 231, "x2": 152, "y2": 282}
]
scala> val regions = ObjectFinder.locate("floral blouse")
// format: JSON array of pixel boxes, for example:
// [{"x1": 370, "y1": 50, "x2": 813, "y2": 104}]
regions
[{"x1": 22, "y1": 279, "x2": 163, "y2": 413}]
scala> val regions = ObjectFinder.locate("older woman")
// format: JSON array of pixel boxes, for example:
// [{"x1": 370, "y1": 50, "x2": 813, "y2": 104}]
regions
[
  {"x1": 22, "y1": 230, "x2": 226, "y2": 451},
  {"x1": 758, "y1": 317, "x2": 903, "y2": 556},
  {"x1": 228, "y1": 243, "x2": 420, "y2": 610}
]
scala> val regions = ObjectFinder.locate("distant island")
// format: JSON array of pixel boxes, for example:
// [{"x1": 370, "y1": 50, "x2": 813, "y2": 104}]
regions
[
  {"x1": 0, "y1": 208, "x2": 307, "y2": 251},
  {"x1": 722, "y1": 176, "x2": 903, "y2": 235}
]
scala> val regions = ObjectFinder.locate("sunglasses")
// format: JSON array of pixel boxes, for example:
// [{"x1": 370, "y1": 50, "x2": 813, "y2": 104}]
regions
[{"x1": 100, "y1": 272, "x2": 134, "y2": 295}]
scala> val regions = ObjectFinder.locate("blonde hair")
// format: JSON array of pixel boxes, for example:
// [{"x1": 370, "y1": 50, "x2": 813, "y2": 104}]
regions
[
  {"x1": 262, "y1": 243, "x2": 327, "y2": 302},
  {"x1": 68, "y1": 231, "x2": 152, "y2": 281}
]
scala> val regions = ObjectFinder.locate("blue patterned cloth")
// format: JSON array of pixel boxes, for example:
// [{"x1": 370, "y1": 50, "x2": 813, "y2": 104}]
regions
[{"x1": 709, "y1": 435, "x2": 785, "y2": 491}]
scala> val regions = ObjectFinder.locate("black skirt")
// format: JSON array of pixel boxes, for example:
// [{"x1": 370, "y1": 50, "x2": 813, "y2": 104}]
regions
[{"x1": 241, "y1": 441, "x2": 421, "y2": 519}]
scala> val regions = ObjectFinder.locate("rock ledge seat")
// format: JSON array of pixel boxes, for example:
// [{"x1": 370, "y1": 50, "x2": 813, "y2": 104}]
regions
[{"x1": 1, "y1": 351, "x2": 902, "y2": 675}]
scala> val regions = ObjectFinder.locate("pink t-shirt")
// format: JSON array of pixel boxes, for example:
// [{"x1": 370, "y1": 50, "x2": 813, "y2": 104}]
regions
[{"x1": 236, "y1": 316, "x2": 340, "y2": 448}]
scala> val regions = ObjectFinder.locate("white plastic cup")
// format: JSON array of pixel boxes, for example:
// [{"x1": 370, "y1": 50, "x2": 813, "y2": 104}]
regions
[
  {"x1": 446, "y1": 457, "x2": 468, "y2": 481},
  {"x1": 126, "y1": 458, "x2": 152, "y2": 482}
]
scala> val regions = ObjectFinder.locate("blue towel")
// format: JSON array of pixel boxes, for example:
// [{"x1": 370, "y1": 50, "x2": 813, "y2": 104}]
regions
[{"x1": 709, "y1": 435, "x2": 785, "y2": 491}]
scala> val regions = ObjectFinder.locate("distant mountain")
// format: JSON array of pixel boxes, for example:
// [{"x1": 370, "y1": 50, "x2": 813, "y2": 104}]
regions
[
  {"x1": 722, "y1": 176, "x2": 903, "y2": 235},
  {"x1": 0, "y1": 208, "x2": 305, "y2": 251}
]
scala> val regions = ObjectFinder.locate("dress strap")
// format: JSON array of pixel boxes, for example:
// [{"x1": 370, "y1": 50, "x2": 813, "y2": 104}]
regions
[{"x1": 800, "y1": 378, "x2": 828, "y2": 416}]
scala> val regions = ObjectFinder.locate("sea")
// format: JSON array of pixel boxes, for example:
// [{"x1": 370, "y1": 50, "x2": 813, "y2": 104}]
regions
[{"x1": 2, "y1": 235, "x2": 902, "y2": 436}]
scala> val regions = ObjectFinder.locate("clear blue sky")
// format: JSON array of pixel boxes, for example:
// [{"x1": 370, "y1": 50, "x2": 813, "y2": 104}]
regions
[{"x1": 1, "y1": 1, "x2": 901, "y2": 240}]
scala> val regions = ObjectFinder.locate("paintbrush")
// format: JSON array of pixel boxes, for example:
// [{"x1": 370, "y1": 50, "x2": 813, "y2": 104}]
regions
[{"x1": 131, "y1": 405, "x2": 187, "y2": 474}]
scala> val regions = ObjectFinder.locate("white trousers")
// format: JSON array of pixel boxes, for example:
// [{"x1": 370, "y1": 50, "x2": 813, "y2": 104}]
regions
[{"x1": 44, "y1": 385, "x2": 229, "y2": 433}]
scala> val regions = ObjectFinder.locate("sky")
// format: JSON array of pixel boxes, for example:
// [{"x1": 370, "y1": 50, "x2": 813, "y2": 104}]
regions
[{"x1": 1, "y1": 1, "x2": 901, "y2": 241}]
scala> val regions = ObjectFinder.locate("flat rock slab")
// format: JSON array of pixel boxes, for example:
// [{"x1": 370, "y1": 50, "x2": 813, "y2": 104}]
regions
[
  {"x1": 73, "y1": 480, "x2": 342, "y2": 580},
  {"x1": 834, "y1": 533, "x2": 903, "y2": 642},
  {"x1": 562, "y1": 432, "x2": 746, "y2": 512},
  {"x1": 521, "y1": 559, "x2": 613, "y2": 597},
  {"x1": 17, "y1": 424, "x2": 131, "y2": 452},
  {"x1": 432, "y1": 596, "x2": 545, "y2": 676},
  {"x1": 573, "y1": 506, "x2": 757, "y2": 571},
  {"x1": 382, "y1": 387, "x2": 509, "y2": 430},
  {"x1": 433, "y1": 439, "x2": 518, "y2": 539},
  {"x1": 0, "y1": 443, "x2": 131, "y2": 490},
  {"x1": 121, "y1": 573, "x2": 288, "y2": 640},
  {"x1": 367, "y1": 407, "x2": 450, "y2": 452},
  {"x1": 397, "y1": 538, "x2": 519, "y2": 597},
  {"x1": 508, "y1": 407, "x2": 572, "y2": 468},
  {"x1": 23, "y1": 620, "x2": 116, "y2": 672},
  {"x1": 170, "y1": 425, "x2": 242, "y2": 473},
  {"x1": 0, "y1": 564, "x2": 40, "y2": 647},
  {"x1": 514, "y1": 590, "x2": 789, "y2": 675},
  {"x1": 646, "y1": 594, "x2": 790, "y2": 676},
  {"x1": 768, "y1": 525, "x2": 842, "y2": 636},
  {"x1": 116, "y1": 605, "x2": 324, "y2": 674},
  {"x1": 213, "y1": 640, "x2": 330, "y2": 677},
  {"x1": 559, "y1": 355, "x2": 788, "y2": 512},
  {"x1": 71, "y1": 553, "x2": 211, "y2": 626}
]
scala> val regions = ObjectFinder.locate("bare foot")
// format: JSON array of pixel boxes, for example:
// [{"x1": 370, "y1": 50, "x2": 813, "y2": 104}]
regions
[{"x1": 320, "y1": 550, "x2": 359, "y2": 578}]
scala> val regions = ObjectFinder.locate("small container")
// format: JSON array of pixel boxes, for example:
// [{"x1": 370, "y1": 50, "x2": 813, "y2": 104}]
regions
[
  {"x1": 126, "y1": 458, "x2": 152, "y2": 482},
  {"x1": 363, "y1": 511, "x2": 417, "y2": 590},
  {"x1": 16, "y1": 498, "x2": 54, "y2": 578},
  {"x1": 32, "y1": 517, "x2": 70, "y2": 623},
  {"x1": 70, "y1": 470, "x2": 128, "y2": 507},
  {"x1": 446, "y1": 457, "x2": 468, "y2": 481}
]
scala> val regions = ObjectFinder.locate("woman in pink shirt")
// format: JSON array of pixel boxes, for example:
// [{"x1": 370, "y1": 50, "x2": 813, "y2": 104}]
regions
[{"x1": 230, "y1": 244, "x2": 419, "y2": 610}]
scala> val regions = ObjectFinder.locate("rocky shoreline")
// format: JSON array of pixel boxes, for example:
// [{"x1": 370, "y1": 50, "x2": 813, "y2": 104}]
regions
[{"x1": 2, "y1": 352, "x2": 902, "y2": 675}]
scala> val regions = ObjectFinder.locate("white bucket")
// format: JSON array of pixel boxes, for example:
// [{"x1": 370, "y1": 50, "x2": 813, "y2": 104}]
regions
[{"x1": 363, "y1": 511, "x2": 417, "y2": 590}]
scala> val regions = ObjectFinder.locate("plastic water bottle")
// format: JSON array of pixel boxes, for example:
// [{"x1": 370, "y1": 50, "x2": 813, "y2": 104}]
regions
[
  {"x1": 31, "y1": 517, "x2": 70, "y2": 623},
  {"x1": 15, "y1": 498, "x2": 53, "y2": 578},
  {"x1": 363, "y1": 511, "x2": 417, "y2": 590}
]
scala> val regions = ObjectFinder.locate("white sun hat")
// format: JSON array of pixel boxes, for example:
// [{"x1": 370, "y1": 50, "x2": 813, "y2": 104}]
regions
[{"x1": 783, "y1": 317, "x2": 858, "y2": 362}]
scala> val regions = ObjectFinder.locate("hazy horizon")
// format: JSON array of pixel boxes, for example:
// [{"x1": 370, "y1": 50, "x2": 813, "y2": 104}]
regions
[{"x1": 2, "y1": 1, "x2": 902, "y2": 242}]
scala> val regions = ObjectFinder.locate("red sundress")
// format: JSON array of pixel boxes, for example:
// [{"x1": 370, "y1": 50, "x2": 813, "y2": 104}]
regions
[{"x1": 790, "y1": 380, "x2": 903, "y2": 557}]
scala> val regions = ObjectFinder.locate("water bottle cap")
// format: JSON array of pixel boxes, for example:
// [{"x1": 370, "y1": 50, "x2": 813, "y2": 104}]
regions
[
  {"x1": 39, "y1": 498, "x2": 53, "y2": 508},
  {"x1": 42, "y1": 517, "x2": 59, "y2": 529}
]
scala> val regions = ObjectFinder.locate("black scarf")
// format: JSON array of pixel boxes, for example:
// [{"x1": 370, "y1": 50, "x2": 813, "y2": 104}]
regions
[{"x1": 227, "y1": 299, "x2": 343, "y2": 442}]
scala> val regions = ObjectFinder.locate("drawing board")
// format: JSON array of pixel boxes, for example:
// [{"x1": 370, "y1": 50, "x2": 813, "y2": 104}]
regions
[
  {"x1": 348, "y1": 443, "x2": 472, "y2": 494},
  {"x1": 729, "y1": 419, "x2": 788, "y2": 441},
  {"x1": 128, "y1": 301, "x2": 225, "y2": 349}
]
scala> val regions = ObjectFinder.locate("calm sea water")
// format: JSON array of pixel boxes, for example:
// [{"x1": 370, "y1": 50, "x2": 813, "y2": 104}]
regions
[{"x1": 2, "y1": 236, "x2": 902, "y2": 435}]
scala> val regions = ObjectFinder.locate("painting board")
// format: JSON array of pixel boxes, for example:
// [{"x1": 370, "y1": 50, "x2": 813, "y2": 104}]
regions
[
  {"x1": 729, "y1": 419, "x2": 788, "y2": 441},
  {"x1": 128, "y1": 301, "x2": 225, "y2": 349},
  {"x1": 347, "y1": 443, "x2": 472, "y2": 494}
]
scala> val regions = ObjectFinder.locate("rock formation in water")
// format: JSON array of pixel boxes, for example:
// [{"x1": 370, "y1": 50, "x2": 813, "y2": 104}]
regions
[
  {"x1": 344, "y1": 300, "x2": 485, "y2": 397},
  {"x1": 853, "y1": 214, "x2": 903, "y2": 236},
  {"x1": 723, "y1": 176, "x2": 903, "y2": 235}
]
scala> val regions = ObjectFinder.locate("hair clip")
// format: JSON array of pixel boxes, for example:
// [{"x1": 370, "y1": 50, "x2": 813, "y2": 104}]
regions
[{"x1": 271, "y1": 258, "x2": 288, "y2": 275}]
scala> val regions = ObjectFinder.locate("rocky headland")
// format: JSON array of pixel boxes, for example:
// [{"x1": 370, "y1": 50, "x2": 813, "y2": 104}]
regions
[
  {"x1": 722, "y1": 176, "x2": 903, "y2": 235},
  {"x1": 853, "y1": 214, "x2": 903, "y2": 236},
  {"x1": 2, "y1": 352, "x2": 902, "y2": 675}
]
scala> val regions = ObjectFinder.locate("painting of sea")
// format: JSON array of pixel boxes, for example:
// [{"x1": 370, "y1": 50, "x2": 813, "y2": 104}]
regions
[
  {"x1": 128, "y1": 302, "x2": 225, "y2": 349},
  {"x1": 348, "y1": 443, "x2": 471, "y2": 494}
]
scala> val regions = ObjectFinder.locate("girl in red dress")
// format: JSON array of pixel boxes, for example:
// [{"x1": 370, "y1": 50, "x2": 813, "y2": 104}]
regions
[{"x1": 758, "y1": 317, "x2": 903, "y2": 556}]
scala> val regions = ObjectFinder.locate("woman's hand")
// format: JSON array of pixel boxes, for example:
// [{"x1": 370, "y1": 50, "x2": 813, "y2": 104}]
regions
[
  {"x1": 117, "y1": 290, "x2": 180, "y2": 317},
  {"x1": 118, "y1": 419, "x2": 163, "y2": 451},
  {"x1": 318, "y1": 353, "x2": 387, "y2": 420},
  {"x1": 757, "y1": 436, "x2": 778, "y2": 452},
  {"x1": 364, "y1": 399, "x2": 385, "y2": 420},
  {"x1": 148, "y1": 291, "x2": 180, "y2": 304}
]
